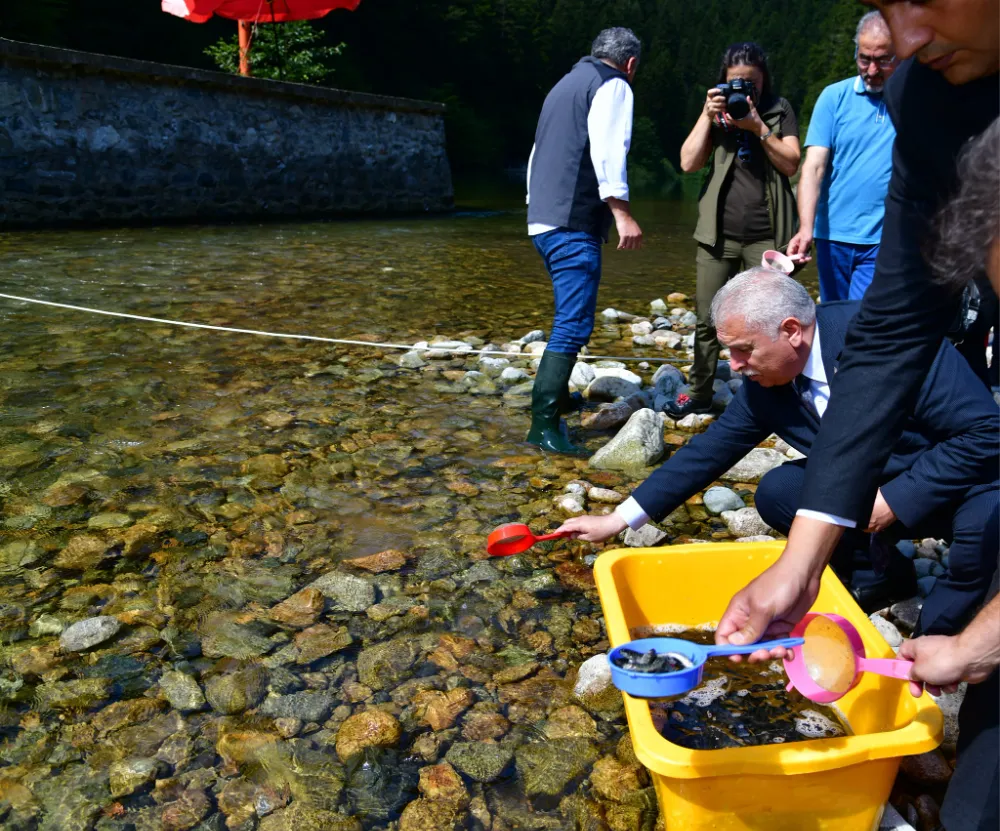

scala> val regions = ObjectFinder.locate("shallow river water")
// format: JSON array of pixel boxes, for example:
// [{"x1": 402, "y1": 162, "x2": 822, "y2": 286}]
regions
[{"x1": 0, "y1": 200, "x2": 829, "y2": 831}]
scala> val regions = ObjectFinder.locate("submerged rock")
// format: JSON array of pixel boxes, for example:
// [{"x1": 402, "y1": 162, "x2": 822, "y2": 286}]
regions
[
  {"x1": 336, "y1": 710, "x2": 403, "y2": 761},
  {"x1": 159, "y1": 670, "x2": 206, "y2": 712},
  {"x1": 258, "y1": 803, "x2": 361, "y2": 831},
  {"x1": 398, "y1": 798, "x2": 461, "y2": 831},
  {"x1": 418, "y1": 760, "x2": 468, "y2": 806},
  {"x1": 573, "y1": 654, "x2": 613, "y2": 699},
  {"x1": 414, "y1": 688, "x2": 475, "y2": 731},
  {"x1": 35, "y1": 677, "x2": 111, "y2": 710},
  {"x1": 204, "y1": 664, "x2": 269, "y2": 714},
  {"x1": 357, "y1": 638, "x2": 421, "y2": 690},
  {"x1": 110, "y1": 757, "x2": 159, "y2": 798},
  {"x1": 307, "y1": 571, "x2": 376, "y2": 612},
  {"x1": 344, "y1": 746, "x2": 420, "y2": 821},
  {"x1": 345, "y1": 549, "x2": 407, "y2": 573},
  {"x1": 445, "y1": 740, "x2": 516, "y2": 783},
  {"x1": 399, "y1": 351, "x2": 428, "y2": 369},
  {"x1": 589, "y1": 755, "x2": 643, "y2": 803},
  {"x1": 260, "y1": 690, "x2": 337, "y2": 723},
  {"x1": 588, "y1": 486, "x2": 624, "y2": 504},
  {"x1": 54, "y1": 534, "x2": 111, "y2": 570},
  {"x1": 267, "y1": 588, "x2": 326, "y2": 629},
  {"x1": 59, "y1": 616, "x2": 121, "y2": 652},
  {"x1": 515, "y1": 737, "x2": 598, "y2": 796}
]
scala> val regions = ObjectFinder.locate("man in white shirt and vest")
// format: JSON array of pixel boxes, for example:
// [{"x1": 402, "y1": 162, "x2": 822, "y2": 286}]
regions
[
  {"x1": 525, "y1": 27, "x2": 643, "y2": 454},
  {"x1": 554, "y1": 268, "x2": 999, "y2": 627}
]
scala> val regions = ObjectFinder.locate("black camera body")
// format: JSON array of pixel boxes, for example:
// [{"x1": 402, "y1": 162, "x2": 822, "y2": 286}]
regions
[{"x1": 715, "y1": 78, "x2": 757, "y2": 120}]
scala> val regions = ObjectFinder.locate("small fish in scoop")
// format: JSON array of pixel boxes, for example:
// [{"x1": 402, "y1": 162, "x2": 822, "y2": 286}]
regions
[{"x1": 611, "y1": 648, "x2": 693, "y2": 674}]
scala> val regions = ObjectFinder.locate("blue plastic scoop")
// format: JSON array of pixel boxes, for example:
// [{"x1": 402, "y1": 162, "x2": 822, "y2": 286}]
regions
[{"x1": 608, "y1": 636, "x2": 805, "y2": 698}]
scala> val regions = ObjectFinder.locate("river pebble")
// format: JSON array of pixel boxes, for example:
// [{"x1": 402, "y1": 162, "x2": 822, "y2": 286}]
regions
[
  {"x1": 159, "y1": 670, "x2": 206, "y2": 712},
  {"x1": 59, "y1": 615, "x2": 121, "y2": 652},
  {"x1": 703, "y1": 486, "x2": 744, "y2": 515}
]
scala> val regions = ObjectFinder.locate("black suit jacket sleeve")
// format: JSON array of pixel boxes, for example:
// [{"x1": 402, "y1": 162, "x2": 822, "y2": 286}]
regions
[
  {"x1": 631, "y1": 387, "x2": 770, "y2": 521},
  {"x1": 879, "y1": 340, "x2": 1000, "y2": 528},
  {"x1": 798, "y1": 60, "x2": 997, "y2": 523}
]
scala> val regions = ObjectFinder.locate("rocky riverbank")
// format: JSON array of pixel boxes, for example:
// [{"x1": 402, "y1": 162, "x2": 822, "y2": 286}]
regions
[{"x1": 0, "y1": 290, "x2": 955, "y2": 831}]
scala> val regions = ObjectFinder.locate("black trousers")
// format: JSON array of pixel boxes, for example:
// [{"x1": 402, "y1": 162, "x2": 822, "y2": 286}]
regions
[
  {"x1": 755, "y1": 460, "x2": 999, "y2": 636},
  {"x1": 942, "y1": 508, "x2": 999, "y2": 831}
]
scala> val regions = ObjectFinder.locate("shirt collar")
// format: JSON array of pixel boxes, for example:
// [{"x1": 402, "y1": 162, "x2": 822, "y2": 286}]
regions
[{"x1": 800, "y1": 323, "x2": 827, "y2": 384}]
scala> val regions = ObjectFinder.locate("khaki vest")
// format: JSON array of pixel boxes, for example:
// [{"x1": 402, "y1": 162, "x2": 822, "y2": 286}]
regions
[{"x1": 693, "y1": 97, "x2": 798, "y2": 249}]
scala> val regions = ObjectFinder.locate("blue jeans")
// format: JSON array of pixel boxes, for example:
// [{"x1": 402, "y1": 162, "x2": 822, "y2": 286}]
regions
[
  {"x1": 815, "y1": 239, "x2": 880, "y2": 302},
  {"x1": 532, "y1": 229, "x2": 602, "y2": 354}
]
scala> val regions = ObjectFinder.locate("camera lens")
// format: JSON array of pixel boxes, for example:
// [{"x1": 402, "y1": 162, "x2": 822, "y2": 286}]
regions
[{"x1": 727, "y1": 93, "x2": 751, "y2": 120}]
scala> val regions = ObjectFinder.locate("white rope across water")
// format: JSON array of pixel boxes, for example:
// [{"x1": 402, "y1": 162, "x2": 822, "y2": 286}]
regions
[{"x1": 0, "y1": 292, "x2": 691, "y2": 364}]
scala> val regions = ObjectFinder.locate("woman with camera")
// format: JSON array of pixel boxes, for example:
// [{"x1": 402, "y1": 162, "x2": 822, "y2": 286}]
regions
[{"x1": 670, "y1": 42, "x2": 801, "y2": 417}]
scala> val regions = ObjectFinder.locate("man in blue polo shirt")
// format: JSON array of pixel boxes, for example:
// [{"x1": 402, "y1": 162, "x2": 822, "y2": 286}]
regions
[{"x1": 787, "y1": 11, "x2": 897, "y2": 301}]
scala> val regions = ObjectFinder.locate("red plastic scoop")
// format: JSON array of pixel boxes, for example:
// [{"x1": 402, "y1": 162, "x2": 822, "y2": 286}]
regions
[{"x1": 487, "y1": 523, "x2": 572, "y2": 556}]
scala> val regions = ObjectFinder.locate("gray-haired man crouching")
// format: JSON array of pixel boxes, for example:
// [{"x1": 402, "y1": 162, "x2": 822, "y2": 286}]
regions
[{"x1": 558, "y1": 269, "x2": 999, "y2": 626}]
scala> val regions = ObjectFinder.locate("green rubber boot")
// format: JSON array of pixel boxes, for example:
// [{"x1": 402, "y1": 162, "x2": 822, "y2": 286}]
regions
[
  {"x1": 526, "y1": 351, "x2": 584, "y2": 454},
  {"x1": 559, "y1": 387, "x2": 585, "y2": 414}
]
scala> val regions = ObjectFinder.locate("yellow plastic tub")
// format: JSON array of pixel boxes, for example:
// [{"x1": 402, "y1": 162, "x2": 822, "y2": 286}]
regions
[{"x1": 594, "y1": 541, "x2": 942, "y2": 831}]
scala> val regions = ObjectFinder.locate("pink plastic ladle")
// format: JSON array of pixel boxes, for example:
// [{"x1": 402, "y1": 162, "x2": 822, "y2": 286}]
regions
[{"x1": 783, "y1": 613, "x2": 924, "y2": 703}]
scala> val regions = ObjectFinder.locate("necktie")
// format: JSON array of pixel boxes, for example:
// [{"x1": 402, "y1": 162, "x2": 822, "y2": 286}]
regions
[{"x1": 794, "y1": 374, "x2": 819, "y2": 418}]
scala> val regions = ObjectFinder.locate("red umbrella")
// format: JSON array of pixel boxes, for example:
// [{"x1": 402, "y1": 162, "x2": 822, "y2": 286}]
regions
[
  {"x1": 162, "y1": 0, "x2": 360, "y2": 23},
  {"x1": 163, "y1": 0, "x2": 361, "y2": 74}
]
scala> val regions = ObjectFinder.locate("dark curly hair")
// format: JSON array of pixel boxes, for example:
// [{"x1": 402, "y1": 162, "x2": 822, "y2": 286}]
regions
[
  {"x1": 716, "y1": 42, "x2": 773, "y2": 102},
  {"x1": 927, "y1": 118, "x2": 1000, "y2": 292}
]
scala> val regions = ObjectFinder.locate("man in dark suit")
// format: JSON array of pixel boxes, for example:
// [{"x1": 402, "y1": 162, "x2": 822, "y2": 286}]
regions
[
  {"x1": 714, "y1": 0, "x2": 999, "y2": 658},
  {"x1": 558, "y1": 269, "x2": 1000, "y2": 636}
]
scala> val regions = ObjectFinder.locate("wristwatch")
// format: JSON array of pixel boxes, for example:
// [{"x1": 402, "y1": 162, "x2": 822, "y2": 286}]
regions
[{"x1": 759, "y1": 127, "x2": 774, "y2": 142}]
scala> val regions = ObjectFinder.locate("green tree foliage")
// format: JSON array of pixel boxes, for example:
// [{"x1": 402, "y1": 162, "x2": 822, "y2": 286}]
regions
[
  {"x1": 0, "y1": 0, "x2": 70, "y2": 45},
  {"x1": 204, "y1": 20, "x2": 344, "y2": 84},
  {"x1": 2, "y1": 0, "x2": 868, "y2": 179}
]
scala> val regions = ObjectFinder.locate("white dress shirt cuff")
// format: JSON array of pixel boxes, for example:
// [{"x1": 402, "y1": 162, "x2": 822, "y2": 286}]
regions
[
  {"x1": 598, "y1": 183, "x2": 630, "y2": 202},
  {"x1": 795, "y1": 509, "x2": 857, "y2": 529},
  {"x1": 615, "y1": 497, "x2": 650, "y2": 530}
]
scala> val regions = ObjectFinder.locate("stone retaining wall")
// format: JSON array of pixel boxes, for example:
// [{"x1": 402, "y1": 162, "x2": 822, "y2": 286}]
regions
[{"x1": 0, "y1": 38, "x2": 453, "y2": 227}]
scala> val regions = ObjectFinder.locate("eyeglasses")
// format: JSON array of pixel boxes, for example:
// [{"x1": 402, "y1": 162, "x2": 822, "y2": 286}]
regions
[{"x1": 856, "y1": 53, "x2": 896, "y2": 70}]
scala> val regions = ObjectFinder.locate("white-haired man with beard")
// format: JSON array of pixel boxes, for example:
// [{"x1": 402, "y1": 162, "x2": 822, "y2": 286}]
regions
[{"x1": 787, "y1": 10, "x2": 898, "y2": 302}]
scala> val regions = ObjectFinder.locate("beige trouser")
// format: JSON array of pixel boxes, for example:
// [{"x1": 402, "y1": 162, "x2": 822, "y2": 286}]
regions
[{"x1": 688, "y1": 237, "x2": 775, "y2": 402}]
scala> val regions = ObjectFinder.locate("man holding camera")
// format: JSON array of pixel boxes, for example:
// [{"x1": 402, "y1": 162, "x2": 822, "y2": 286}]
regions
[
  {"x1": 525, "y1": 27, "x2": 643, "y2": 454},
  {"x1": 787, "y1": 11, "x2": 897, "y2": 302}
]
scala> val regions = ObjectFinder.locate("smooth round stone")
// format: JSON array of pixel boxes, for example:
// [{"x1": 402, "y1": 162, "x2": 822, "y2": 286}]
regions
[
  {"x1": 87, "y1": 512, "x2": 133, "y2": 530},
  {"x1": 588, "y1": 487, "x2": 624, "y2": 504},
  {"x1": 159, "y1": 670, "x2": 206, "y2": 712},
  {"x1": 29, "y1": 613, "x2": 65, "y2": 638},
  {"x1": 702, "y1": 486, "x2": 744, "y2": 515},
  {"x1": 59, "y1": 616, "x2": 121, "y2": 652}
]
